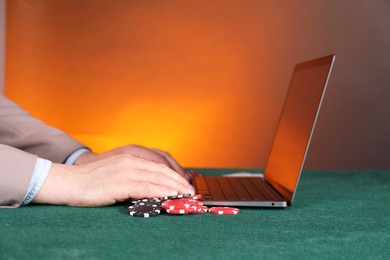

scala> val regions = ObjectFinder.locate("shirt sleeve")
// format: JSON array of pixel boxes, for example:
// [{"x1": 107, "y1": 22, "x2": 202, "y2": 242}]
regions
[{"x1": 64, "y1": 147, "x2": 91, "y2": 165}]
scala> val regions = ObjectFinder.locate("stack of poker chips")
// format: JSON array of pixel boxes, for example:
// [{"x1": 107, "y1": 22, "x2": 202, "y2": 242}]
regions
[
  {"x1": 162, "y1": 194, "x2": 208, "y2": 214},
  {"x1": 128, "y1": 194, "x2": 240, "y2": 218}
]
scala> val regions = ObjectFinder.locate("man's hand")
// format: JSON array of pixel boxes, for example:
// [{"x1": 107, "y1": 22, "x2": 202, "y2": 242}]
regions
[
  {"x1": 33, "y1": 154, "x2": 195, "y2": 207},
  {"x1": 74, "y1": 145, "x2": 192, "y2": 181}
]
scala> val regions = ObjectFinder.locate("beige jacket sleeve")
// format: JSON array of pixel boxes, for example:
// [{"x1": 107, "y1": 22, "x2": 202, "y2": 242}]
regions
[
  {"x1": 0, "y1": 144, "x2": 37, "y2": 207},
  {"x1": 0, "y1": 95, "x2": 86, "y2": 207}
]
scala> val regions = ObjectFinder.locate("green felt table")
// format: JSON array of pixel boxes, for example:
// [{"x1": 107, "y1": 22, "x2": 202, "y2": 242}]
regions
[{"x1": 1, "y1": 169, "x2": 390, "y2": 259}]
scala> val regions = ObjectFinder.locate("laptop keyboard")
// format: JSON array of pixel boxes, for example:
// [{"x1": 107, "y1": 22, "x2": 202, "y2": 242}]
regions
[{"x1": 193, "y1": 176, "x2": 285, "y2": 202}]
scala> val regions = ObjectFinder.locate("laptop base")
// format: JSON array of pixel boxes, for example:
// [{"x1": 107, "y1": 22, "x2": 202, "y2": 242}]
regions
[{"x1": 192, "y1": 176, "x2": 288, "y2": 208}]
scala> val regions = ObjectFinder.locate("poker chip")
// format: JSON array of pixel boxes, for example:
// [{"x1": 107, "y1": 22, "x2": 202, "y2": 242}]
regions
[
  {"x1": 209, "y1": 207, "x2": 240, "y2": 215},
  {"x1": 162, "y1": 197, "x2": 205, "y2": 215},
  {"x1": 131, "y1": 198, "x2": 162, "y2": 204},
  {"x1": 161, "y1": 193, "x2": 192, "y2": 201},
  {"x1": 188, "y1": 194, "x2": 203, "y2": 200},
  {"x1": 196, "y1": 206, "x2": 209, "y2": 214},
  {"x1": 165, "y1": 205, "x2": 199, "y2": 212},
  {"x1": 128, "y1": 199, "x2": 162, "y2": 218},
  {"x1": 162, "y1": 198, "x2": 201, "y2": 210},
  {"x1": 166, "y1": 207, "x2": 196, "y2": 215}
]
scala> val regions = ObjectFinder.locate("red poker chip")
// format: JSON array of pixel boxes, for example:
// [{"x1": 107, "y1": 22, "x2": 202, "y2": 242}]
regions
[
  {"x1": 166, "y1": 203, "x2": 198, "y2": 211},
  {"x1": 189, "y1": 194, "x2": 203, "y2": 200},
  {"x1": 162, "y1": 200, "x2": 190, "y2": 208},
  {"x1": 209, "y1": 207, "x2": 240, "y2": 215},
  {"x1": 166, "y1": 207, "x2": 196, "y2": 215},
  {"x1": 161, "y1": 195, "x2": 206, "y2": 215},
  {"x1": 185, "y1": 199, "x2": 203, "y2": 207},
  {"x1": 162, "y1": 198, "x2": 201, "y2": 210},
  {"x1": 185, "y1": 205, "x2": 207, "y2": 215},
  {"x1": 195, "y1": 206, "x2": 209, "y2": 214}
]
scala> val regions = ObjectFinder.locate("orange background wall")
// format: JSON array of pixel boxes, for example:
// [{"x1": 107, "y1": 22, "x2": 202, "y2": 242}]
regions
[{"x1": 5, "y1": 0, "x2": 390, "y2": 169}]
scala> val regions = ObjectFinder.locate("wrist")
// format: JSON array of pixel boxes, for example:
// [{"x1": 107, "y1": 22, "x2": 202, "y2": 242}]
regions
[{"x1": 32, "y1": 163, "x2": 78, "y2": 206}]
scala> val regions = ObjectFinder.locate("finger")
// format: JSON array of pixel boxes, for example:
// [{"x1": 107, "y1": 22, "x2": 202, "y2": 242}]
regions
[
  {"x1": 151, "y1": 149, "x2": 183, "y2": 173},
  {"x1": 151, "y1": 149, "x2": 191, "y2": 181},
  {"x1": 128, "y1": 146, "x2": 176, "y2": 170},
  {"x1": 91, "y1": 181, "x2": 184, "y2": 206},
  {"x1": 123, "y1": 168, "x2": 194, "y2": 195},
  {"x1": 100, "y1": 145, "x2": 190, "y2": 180},
  {"x1": 124, "y1": 145, "x2": 184, "y2": 178},
  {"x1": 116, "y1": 155, "x2": 194, "y2": 193},
  {"x1": 90, "y1": 145, "x2": 171, "y2": 167},
  {"x1": 121, "y1": 181, "x2": 186, "y2": 200}
]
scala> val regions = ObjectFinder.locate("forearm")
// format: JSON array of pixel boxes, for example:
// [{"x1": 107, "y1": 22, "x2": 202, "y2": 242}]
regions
[{"x1": 0, "y1": 95, "x2": 85, "y2": 163}]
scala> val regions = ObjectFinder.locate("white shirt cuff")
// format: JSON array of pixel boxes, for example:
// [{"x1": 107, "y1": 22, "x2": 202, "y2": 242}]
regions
[
  {"x1": 22, "y1": 158, "x2": 52, "y2": 205},
  {"x1": 64, "y1": 147, "x2": 91, "y2": 165}
]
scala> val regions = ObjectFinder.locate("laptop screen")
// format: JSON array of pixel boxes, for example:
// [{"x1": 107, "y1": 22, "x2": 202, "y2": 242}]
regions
[{"x1": 264, "y1": 55, "x2": 335, "y2": 205}]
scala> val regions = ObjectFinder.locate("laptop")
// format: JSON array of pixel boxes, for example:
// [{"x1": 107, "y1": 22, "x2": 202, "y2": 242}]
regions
[{"x1": 192, "y1": 54, "x2": 336, "y2": 207}]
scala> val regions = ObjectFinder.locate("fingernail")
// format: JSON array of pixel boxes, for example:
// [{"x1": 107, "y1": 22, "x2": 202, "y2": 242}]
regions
[{"x1": 187, "y1": 186, "x2": 195, "y2": 195}]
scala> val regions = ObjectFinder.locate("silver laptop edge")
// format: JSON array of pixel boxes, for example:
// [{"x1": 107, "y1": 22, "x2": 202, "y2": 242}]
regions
[{"x1": 286, "y1": 55, "x2": 336, "y2": 204}]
